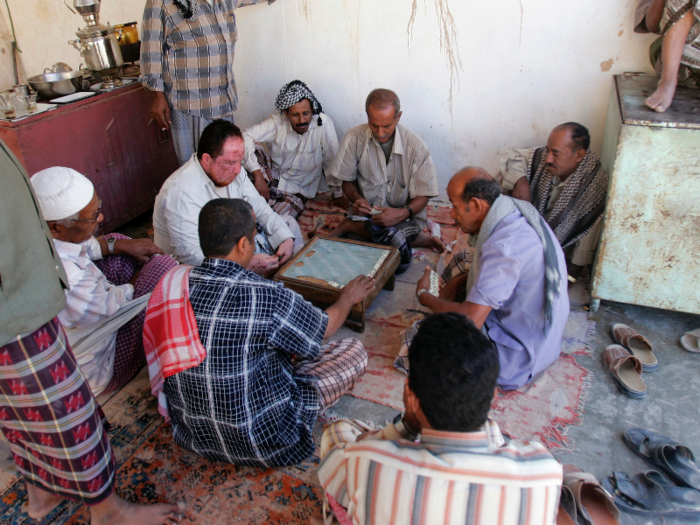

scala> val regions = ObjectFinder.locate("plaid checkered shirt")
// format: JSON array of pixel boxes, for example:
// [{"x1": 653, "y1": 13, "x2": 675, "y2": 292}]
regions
[
  {"x1": 140, "y1": 0, "x2": 274, "y2": 118},
  {"x1": 163, "y1": 257, "x2": 329, "y2": 467}
]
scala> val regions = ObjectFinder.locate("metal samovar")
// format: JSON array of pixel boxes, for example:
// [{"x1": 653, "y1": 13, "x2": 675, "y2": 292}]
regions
[{"x1": 67, "y1": 0, "x2": 124, "y2": 89}]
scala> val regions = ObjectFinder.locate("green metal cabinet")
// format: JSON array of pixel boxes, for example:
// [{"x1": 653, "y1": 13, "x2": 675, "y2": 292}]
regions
[{"x1": 592, "y1": 74, "x2": 700, "y2": 314}]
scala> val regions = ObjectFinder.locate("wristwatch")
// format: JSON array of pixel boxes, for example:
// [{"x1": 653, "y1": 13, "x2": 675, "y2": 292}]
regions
[
  {"x1": 393, "y1": 413, "x2": 419, "y2": 441},
  {"x1": 416, "y1": 288, "x2": 430, "y2": 300},
  {"x1": 403, "y1": 204, "x2": 414, "y2": 220},
  {"x1": 106, "y1": 237, "x2": 116, "y2": 256}
]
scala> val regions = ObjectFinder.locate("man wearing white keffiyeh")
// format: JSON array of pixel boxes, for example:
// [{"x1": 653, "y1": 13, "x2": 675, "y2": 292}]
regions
[
  {"x1": 411, "y1": 168, "x2": 569, "y2": 390},
  {"x1": 243, "y1": 80, "x2": 345, "y2": 218}
]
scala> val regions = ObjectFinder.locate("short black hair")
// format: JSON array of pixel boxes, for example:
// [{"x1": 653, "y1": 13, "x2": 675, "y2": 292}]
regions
[
  {"x1": 365, "y1": 89, "x2": 401, "y2": 116},
  {"x1": 408, "y1": 313, "x2": 500, "y2": 432},
  {"x1": 198, "y1": 199, "x2": 255, "y2": 258},
  {"x1": 197, "y1": 119, "x2": 243, "y2": 161},
  {"x1": 461, "y1": 175, "x2": 501, "y2": 207},
  {"x1": 557, "y1": 122, "x2": 590, "y2": 151}
]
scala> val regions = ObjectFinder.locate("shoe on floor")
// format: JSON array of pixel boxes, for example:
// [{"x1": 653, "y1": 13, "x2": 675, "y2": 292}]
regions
[
  {"x1": 602, "y1": 345, "x2": 647, "y2": 398},
  {"x1": 563, "y1": 464, "x2": 620, "y2": 525},
  {"x1": 680, "y1": 329, "x2": 700, "y2": 353},
  {"x1": 623, "y1": 428, "x2": 700, "y2": 491},
  {"x1": 611, "y1": 323, "x2": 658, "y2": 372},
  {"x1": 604, "y1": 470, "x2": 700, "y2": 518}
]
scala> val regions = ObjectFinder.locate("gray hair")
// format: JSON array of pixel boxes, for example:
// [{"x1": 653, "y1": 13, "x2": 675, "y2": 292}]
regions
[
  {"x1": 53, "y1": 211, "x2": 81, "y2": 227},
  {"x1": 365, "y1": 89, "x2": 401, "y2": 116}
]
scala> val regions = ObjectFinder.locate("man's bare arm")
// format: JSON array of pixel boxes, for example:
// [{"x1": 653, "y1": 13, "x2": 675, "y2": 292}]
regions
[
  {"x1": 646, "y1": 0, "x2": 665, "y2": 33},
  {"x1": 511, "y1": 177, "x2": 531, "y2": 202}
]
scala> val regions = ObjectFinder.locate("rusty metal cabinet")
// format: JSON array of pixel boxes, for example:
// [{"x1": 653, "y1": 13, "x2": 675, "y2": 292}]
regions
[
  {"x1": 0, "y1": 84, "x2": 178, "y2": 232},
  {"x1": 592, "y1": 74, "x2": 700, "y2": 314}
]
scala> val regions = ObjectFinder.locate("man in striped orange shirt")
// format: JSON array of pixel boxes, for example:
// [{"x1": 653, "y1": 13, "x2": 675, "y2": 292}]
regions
[{"x1": 318, "y1": 313, "x2": 563, "y2": 525}]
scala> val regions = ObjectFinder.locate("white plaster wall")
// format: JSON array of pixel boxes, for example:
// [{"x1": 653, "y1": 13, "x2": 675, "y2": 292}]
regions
[{"x1": 2, "y1": 0, "x2": 657, "y2": 197}]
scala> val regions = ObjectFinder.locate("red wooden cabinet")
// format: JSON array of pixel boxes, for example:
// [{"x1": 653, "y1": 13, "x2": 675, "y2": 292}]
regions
[{"x1": 0, "y1": 84, "x2": 178, "y2": 232}]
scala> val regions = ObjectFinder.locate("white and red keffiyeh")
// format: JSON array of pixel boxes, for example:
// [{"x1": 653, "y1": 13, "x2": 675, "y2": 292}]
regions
[{"x1": 143, "y1": 265, "x2": 206, "y2": 420}]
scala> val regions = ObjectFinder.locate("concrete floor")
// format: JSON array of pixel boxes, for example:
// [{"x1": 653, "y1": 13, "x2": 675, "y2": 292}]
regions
[{"x1": 556, "y1": 300, "x2": 700, "y2": 525}]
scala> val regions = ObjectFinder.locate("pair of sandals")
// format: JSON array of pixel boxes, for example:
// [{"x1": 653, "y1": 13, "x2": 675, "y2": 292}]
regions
[
  {"x1": 604, "y1": 428, "x2": 700, "y2": 518},
  {"x1": 558, "y1": 465, "x2": 620, "y2": 524},
  {"x1": 602, "y1": 324, "x2": 658, "y2": 398}
]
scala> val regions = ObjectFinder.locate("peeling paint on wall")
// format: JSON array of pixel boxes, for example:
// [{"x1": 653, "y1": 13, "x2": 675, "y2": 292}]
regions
[{"x1": 600, "y1": 59, "x2": 614, "y2": 72}]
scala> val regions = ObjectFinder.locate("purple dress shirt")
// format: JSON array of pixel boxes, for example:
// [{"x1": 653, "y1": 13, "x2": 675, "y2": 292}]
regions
[{"x1": 466, "y1": 208, "x2": 570, "y2": 389}]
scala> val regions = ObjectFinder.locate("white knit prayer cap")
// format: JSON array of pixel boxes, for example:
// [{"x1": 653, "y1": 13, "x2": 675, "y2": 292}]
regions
[{"x1": 31, "y1": 167, "x2": 95, "y2": 221}]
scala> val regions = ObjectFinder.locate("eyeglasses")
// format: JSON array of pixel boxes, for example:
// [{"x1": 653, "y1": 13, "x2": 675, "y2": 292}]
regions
[{"x1": 65, "y1": 200, "x2": 103, "y2": 223}]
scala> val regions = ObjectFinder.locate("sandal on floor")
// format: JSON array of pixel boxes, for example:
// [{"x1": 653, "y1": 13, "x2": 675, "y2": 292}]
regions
[
  {"x1": 557, "y1": 485, "x2": 578, "y2": 525},
  {"x1": 563, "y1": 465, "x2": 621, "y2": 525},
  {"x1": 623, "y1": 428, "x2": 700, "y2": 491},
  {"x1": 611, "y1": 323, "x2": 658, "y2": 372},
  {"x1": 680, "y1": 329, "x2": 700, "y2": 353},
  {"x1": 602, "y1": 345, "x2": 647, "y2": 398},
  {"x1": 604, "y1": 470, "x2": 700, "y2": 517}
]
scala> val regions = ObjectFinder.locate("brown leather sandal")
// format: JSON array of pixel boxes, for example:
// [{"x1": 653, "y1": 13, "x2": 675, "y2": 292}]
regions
[
  {"x1": 611, "y1": 323, "x2": 658, "y2": 371},
  {"x1": 563, "y1": 464, "x2": 621, "y2": 525},
  {"x1": 602, "y1": 345, "x2": 647, "y2": 398}
]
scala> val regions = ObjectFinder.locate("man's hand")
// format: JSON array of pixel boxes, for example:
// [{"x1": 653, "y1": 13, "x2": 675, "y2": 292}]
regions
[
  {"x1": 439, "y1": 272, "x2": 469, "y2": 302},
  {"x1": 249, "y1": 254, "x2": 279, "y2": 274},
  {"x1": 511, "y1": 177, "x2": 531, "y2": 202},
  {"x1": 339, "y1": 275, "x2": 376, "y2": 305},
  {"x1": 252, "y1": 170, "x2": 270, "y2": 201},
  {"x1": 113, "y1": 238, "x2": 164, "y2": 265},
  {"x1": 351, "y1": 198, "x2": 372, "y2": 217},
  {"x1": 331, "y1": 195, "x2": 352, "y2": 210},
  {"x1": 415, "y1": 266, "x2": 432, "y2": 303},
  {"x1": 371, "y1": 206, "x2": 409, "y2": 228},
  {"x1": 150, "y1": 91, "x2": 171, "y2": 130},
  {"x1": 276, "y1": 238, "x2": 294, "y2": 265}
]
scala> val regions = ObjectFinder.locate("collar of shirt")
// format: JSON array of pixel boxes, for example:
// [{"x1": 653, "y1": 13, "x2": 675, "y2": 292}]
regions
[
  {"x1": 198, "y1": 257, "x2": 248, "y2": 277},
  {"x1": 190, "y1": 154, "x2": 245, "y2": 196},
  {"x1": 421, "y1": 428, "x2": 490, "y2": 450},
  {"x1": 367, "y1": 125, "x2": 406, "y2": 159},
  {"x1": 53, "y1": 236, "x2": 102, "y2": 262}
]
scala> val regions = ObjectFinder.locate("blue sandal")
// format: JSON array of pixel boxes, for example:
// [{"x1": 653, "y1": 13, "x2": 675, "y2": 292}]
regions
[
  {"x1": 604, "y1": 470, "x2": 700, "y2": 518},
  {"x1": 623, "y1": 428, "x2": 700, "y2": 491}
]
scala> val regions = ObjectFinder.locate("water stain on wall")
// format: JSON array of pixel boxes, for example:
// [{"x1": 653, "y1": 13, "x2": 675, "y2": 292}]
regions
[
  {"x1": 601, "y1": 59, "x2": 614, "y2": 72},
  {"x1": 406, "y1": 0, "x2": 462, "y2": 115}
]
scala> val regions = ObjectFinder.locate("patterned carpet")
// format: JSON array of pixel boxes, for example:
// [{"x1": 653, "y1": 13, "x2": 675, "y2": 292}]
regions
[{"x1": 0, "y1": 195, "x2": 594, "y2": 523}]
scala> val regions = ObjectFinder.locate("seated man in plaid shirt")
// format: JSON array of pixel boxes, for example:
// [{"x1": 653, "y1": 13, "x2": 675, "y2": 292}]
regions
[
  {"x1": 163, "y1": 198, "x2": 375, "y2": 467},
  {"x1": 318, "y1": 313, "x2": 563, "y2": 525}
]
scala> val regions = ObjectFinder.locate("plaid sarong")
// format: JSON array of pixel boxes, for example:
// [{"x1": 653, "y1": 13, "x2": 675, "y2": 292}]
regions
[
  {"x1": 143, "y1": 265, "x2": 207, "y2": 421},
  {"x1": 95, "y1": 234, "x2": 179, "y2": 395},
  {"x1": 95, "y1": 233, "x2": 177, "y2": 394},
  {"x1": 251, "y1": 145, "x2": 308, "y2": 219},
  {"x1": 0, "y1": 318, "x2": 116, "y2": 505},
  {"x1": 295, "y1": 338, "x2": 367, "y2": 410}
]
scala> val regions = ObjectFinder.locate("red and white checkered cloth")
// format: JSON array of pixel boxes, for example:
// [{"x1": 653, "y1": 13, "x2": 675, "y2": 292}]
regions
[{"x1": 143, "y1": 265, "x2": 206, "y2": 421}]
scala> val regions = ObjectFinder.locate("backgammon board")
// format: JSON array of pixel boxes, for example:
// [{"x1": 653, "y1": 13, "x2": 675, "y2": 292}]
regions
[{"x1": 274, "y1": 236, "x2": 400, "y2": 332}]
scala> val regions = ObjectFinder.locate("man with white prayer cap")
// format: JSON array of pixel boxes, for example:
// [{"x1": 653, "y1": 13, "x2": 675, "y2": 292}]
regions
[
  {"x1": 31, "y1": 167, "x2": 178, "y2": 396},
  {"x1": 243, "y1": 80, "x2": 347, "y2": 218}
]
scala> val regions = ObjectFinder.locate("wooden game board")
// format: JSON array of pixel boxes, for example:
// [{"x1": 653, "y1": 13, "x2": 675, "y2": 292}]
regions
[{"x1": 274, "y1": 236, "x2": 400, "y2": 332}]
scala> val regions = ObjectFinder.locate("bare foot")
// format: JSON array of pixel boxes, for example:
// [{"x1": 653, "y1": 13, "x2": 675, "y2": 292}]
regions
[
  {"x1": 25, "y1": 482, "x2": 66, "y2": 519},
  {"x1": 413, "y1": 232, "x2": 446, "y2": 253},
  {"x1": 645, "y1": 80, "x2": 677, "y2": 112},
  {"x1": 92, "y1": 493, "x2": 185, "y2": 525}
]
